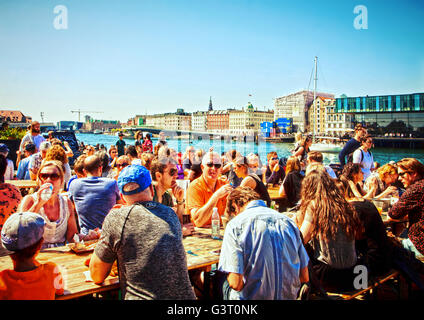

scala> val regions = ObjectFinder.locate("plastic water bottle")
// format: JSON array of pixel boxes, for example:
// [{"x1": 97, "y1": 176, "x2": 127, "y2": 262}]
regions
[
  {"x1": 40, "y1": 183, "x2": 53, "y2": 201},
  {"x1": 211, "y1": 207, "x2": 220, "y2": 239}
]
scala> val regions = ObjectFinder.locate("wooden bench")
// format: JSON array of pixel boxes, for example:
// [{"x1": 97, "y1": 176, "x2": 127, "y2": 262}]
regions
[{"x1": 326, "y1": 270, "x2": 401, "y2": 300}]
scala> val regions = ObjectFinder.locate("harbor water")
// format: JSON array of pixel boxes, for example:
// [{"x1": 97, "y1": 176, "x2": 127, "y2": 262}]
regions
[{"x1": 75, "y1": 133, "x2": 424, "y2": 166}]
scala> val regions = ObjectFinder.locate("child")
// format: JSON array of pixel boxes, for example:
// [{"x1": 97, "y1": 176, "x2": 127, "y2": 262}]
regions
[{"x1": 0, "y1": 212, "x2": 64, "y2": 299}]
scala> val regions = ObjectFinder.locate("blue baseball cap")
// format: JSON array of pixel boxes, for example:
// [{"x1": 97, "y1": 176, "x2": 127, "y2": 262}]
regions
[
  {"x1": 1, "y1": 212, "x2": 46, "y2": 251},
  {"x1": 117, "y1": 164, "x2": 152, "y2": 195},
  {"x1": 0, "y1": 144, "x2": 9, "y2": 155}
]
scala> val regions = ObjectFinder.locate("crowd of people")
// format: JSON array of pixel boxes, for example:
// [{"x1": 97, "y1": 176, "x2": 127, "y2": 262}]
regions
[{"x1": 0, "y1": 123, "x2": 423, "y2": 300}]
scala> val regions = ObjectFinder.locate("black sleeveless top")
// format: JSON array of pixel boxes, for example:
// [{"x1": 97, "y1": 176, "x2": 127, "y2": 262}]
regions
[{"x1": 249, "y1": 173, "x2": 272, "y2": 207}]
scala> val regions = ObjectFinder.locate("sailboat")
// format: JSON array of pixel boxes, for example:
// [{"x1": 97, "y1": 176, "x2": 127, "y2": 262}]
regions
[{"x1": 309, "y1": 56, "x2": 342, "y2": 154}]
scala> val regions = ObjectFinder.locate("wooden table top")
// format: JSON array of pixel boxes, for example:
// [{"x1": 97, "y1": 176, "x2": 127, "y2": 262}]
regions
[
  {"x1": 267, "y1": 186, "x2": 283, "y2": 200},
  {"x1": 0, "y1": 227, "x2": 222, "y2": 300},
  {"x1": 5, "y1": 180, "x2": 37, "y2": 189}
]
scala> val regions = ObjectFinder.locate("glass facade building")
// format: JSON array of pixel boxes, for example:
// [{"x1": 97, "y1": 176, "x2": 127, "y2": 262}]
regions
[{"x1": 335, "y1": 93, "x2": 424, "y2": 137}]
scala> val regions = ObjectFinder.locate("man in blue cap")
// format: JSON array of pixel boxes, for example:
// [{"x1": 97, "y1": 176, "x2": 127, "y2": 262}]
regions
[{"x1": 89, "y1": 164, "x2": 196, "y2": 300}]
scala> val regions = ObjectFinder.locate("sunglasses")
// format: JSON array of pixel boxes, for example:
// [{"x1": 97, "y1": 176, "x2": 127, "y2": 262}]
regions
[
  {"x1": 168, "y1": 168, "x2": 178, "y2": 176},
  {"x1": 117, "y1": 163, "x2": 129, "y2": 168},
  {"x1": 271, "y1": 157, "x2": 279, "y2": 161},
  {"x1": 39, "y1": 172, "x2": 60, "y2": 181},
  {"x1": 206, "y1": 163, "x2": 222, "y2": 169},
  {"x1": 398, "y1": 171, "x2": 411, "y2": 177}
]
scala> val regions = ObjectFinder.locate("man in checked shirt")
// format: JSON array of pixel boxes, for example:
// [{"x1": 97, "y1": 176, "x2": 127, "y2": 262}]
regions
[{"x1": 388, "y1": 158, "x2": 424, "y2": 260}]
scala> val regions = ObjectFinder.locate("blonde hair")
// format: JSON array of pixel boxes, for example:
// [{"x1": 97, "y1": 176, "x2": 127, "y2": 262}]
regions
[
  {"x1": 377, "y1": 163, "x2": 397, "y2": 181},
  {"x1": 45, "y1": 145, "x2": 68, "y2": 164},
  {"x1": 285, "y1": 156, "x2": 301, "y2": 174}
]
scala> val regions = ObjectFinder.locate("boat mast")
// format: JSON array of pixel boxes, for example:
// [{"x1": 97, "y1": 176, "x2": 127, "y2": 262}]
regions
[{"x1": 313, "y1": 56, "x2": 318, "y2": 143}]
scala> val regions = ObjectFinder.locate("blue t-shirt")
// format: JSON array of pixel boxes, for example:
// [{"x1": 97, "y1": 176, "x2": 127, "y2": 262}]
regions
[
  {"x1": 218, "y1": 200, "x2": 309, "y2": 300},
  {"x1": 16, "y1": 156, "x2": 32, "y2": 180},
  {"x1": 68, "y1": 176, "x2": 120, "y2": 235},
  {"x1": 66, "y1": 174, "x2": 78, "y2": 191}
]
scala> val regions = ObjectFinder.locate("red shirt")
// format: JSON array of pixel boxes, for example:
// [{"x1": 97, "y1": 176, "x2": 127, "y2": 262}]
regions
[{"x1": 142, "y1": 140, "x2": 153, "y2": 153}]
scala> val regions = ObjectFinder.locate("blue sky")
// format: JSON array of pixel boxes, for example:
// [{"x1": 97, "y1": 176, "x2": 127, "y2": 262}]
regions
[{"x1": 0, "y1": 0, "x2": 423, "y2": 124}]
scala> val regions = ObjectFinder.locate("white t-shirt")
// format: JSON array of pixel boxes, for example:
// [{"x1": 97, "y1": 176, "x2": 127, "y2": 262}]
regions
[
  {"x1": 353, "y1": 148, "x2": 374, "y2": 181},
  {"x1": 19, "y1": 133, "x2": 46, "y2": 152},
  {"x1": 4, "y1": 159, "x2": 14, "y2": 180}
]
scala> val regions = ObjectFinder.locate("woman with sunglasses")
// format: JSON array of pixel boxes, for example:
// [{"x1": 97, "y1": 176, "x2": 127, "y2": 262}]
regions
[
  {"x1": 108, "y1": 145, "x2": 118, "y2": 168},
  {"x1": 114, "y1": 155, "x2": 131, "y2": 180},
  {"x1": 142, "y1": 133, "x2": 153, "y2": 154},
  {"x1": 84, "y1": 145, "x2": 95, "y2": 156},
  {"x1": 170, "y1": 148, "x2": 184, "y2": 180},
  {"x1": 265, "y1": 152, "x2": 285, "y2": 186},
  {"x1": 18, "y1": 160, "x2": 83, "y2": 249},
  {"x1": 233, "y1": 156, "x2": 271, "y2": 207},
  {"x1": 352, "y1": 135, "x2": 375, "y2": 182}
]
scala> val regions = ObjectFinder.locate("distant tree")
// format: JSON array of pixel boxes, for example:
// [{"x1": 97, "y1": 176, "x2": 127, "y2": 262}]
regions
[{"x1": 384, "y1": 120, "x2": 413, "y2": 134}]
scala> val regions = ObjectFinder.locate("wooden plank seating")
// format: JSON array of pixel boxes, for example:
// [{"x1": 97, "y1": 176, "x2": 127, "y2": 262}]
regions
[{"x1": 326, "y1": 270, "x2": 401, "y2": 300}]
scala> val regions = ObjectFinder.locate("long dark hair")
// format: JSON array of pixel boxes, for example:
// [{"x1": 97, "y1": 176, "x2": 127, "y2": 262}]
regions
[
  {"x1": 0, "y1": 154, "x2": 6, "y2": 183},
  {"x1": 299, "y1": 169, "x2": 362, "y2": 241}
]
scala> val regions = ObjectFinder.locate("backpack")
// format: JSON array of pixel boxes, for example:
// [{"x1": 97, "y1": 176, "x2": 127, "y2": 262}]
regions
[{"x1": 347, "y1": 149, "x2": 372, "y2": 164}]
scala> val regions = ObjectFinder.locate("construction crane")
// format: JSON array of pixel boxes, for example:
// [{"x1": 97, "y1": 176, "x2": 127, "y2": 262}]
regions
[{"x1": 71, "y1": 109, "x2": 104, "y2": 122}]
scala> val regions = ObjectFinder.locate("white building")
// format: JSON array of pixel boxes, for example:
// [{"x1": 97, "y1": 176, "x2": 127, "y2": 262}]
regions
[
  {"x1": 274, "y1": 90, "x2": 334, "y2": 132},
  {"x1": 191, "y1": 111, "x2": 208, "y2": 132},
  {"x1": 325, "y1": 104, "x2": 354, "y2": 136},
  {"x1": 308, "y1": 97, "x2": 335, "y2": 135},
  {"x1": 229, "y1": 103, "x2": 274, "y2": 135}
]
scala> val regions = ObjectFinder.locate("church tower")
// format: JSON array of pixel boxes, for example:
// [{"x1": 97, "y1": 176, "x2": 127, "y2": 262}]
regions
[{"x1": 208, "y1": 96, "x2": 213, "y2": 111}]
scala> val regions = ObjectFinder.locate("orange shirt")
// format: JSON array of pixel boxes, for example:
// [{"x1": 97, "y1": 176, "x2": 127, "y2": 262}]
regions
[
  {"x1": 186, "y1": 175, "x2": 228, "y2": 227},
  {"x1": 0, "y1": 262, "x2": 64, "y2": 300}
]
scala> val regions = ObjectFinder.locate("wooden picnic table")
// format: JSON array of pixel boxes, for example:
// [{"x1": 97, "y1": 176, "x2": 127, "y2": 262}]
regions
[
  {"x1": 267, "y1": 186, "x2": 283, "y2": 200},
  {"x1": 0, "y1": 227, "x2": 222, "y2": 300},
  {"x1": 5, "y1": 179, "x2": 37, "y2": 189}
]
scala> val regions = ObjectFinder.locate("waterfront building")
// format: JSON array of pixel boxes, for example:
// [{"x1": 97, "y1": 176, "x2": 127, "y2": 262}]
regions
[
  {"x1": 146, "y1": 109, "x2": 191, "y2": 131},
  {"x1": 145, "y1": 114, "x2": 166, "y2": 128},
  {"x1": 307, "y1": 97, "x2": 339, "y2": 135},
  {"x1": 207, "y1": 110, "x2": 230, "y2": 133},
  {"x1": 164, "y1": 109, "x2": 191, "y2": 131},
  {"x1": 274, "y1": 90, "x2": 334, "y2": 132},
  {"x1": 0, "y1": 110, "x2": 32, "y2": 127},
  {"x1": 83, "y1": 119, "x2": 121, "y2": 132},
  {"x1": 126, "y1": 115, "x2": 145, "y2": 127},
  {"x1": 325, "y1": 104, "x2": 354, "y2": 137},
  {"x1": 335, "y1": 92, "x2": 424, "y2": 137},
  {"x1": 228, "y1": 103, "x2": 274, "y2": 135},
  {"x1": 191, "y1": 111, "x2": 208, "y2": 132}
]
